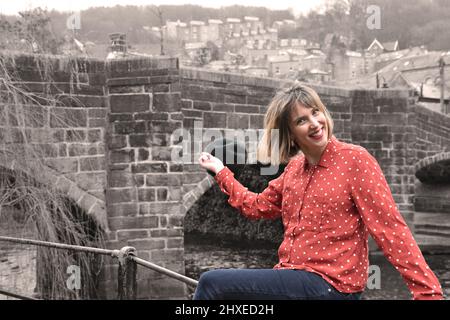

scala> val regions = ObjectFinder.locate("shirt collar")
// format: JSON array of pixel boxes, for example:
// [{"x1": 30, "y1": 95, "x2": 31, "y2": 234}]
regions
[{"x1": 304, "y1": 135, "x2": 340, "y2": 169}]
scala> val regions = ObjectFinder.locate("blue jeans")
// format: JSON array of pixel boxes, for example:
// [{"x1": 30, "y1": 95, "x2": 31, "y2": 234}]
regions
[{"x1": 193, "y1": 269, "x2": 363, "y2": 300}]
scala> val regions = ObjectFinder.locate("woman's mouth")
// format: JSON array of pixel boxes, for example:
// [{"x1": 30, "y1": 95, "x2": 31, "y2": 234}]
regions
[{"x1": 309, "y1": 127, "x2": 324, "y2": 140}]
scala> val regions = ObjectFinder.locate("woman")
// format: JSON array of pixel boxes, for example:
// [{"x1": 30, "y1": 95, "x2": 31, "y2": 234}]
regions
[{"x1": 195, "y1": 83, "x2": 443, "y2": 300}]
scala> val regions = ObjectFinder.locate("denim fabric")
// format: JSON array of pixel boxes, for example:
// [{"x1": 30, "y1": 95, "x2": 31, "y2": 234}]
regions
[{"x1": 193, "y1": 269, "x2": 362, "y2": 300}]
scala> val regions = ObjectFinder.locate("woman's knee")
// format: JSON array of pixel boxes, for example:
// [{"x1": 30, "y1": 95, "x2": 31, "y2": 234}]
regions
[
  {"x1": 194, "y1": 270, "x2": 225, "y2": 300},
  {"x1": 198, "y1": 269, "x2": 227, "y2": 288}
]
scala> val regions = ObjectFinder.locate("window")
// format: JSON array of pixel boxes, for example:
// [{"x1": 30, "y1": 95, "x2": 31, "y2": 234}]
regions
[{"x1": 435, "y1": 76, "x2": 442, "y2": 85}]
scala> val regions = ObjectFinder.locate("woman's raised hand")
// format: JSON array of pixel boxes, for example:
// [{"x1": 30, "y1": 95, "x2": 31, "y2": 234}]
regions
[{"x1": 198, "y1": 152, "x2": 224, "y2": 174}]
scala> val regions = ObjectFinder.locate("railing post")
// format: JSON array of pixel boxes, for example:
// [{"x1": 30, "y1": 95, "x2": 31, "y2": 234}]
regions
[{"x1": 117, "y1": 246, "x2": 137, "y2": 300}]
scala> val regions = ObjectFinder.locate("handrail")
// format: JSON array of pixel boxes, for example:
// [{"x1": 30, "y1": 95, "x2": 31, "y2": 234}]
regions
[
  {"x1": 0, "y1": 236, "x2": 118, "y2": 257},
  {"x1": 132, "y1": 256, "x2": 198, "y2": 287},
  {"x1": 0, "y1": 287, "x2": 40, "y2": 300},
  {"x1": 0, "y1": 235, "x2": 199, "y2": 299}
]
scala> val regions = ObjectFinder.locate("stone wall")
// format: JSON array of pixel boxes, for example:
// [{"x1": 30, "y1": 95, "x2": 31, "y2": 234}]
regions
[
  {"x1": 0, "y1": 53, "x2": 107, "y2": 228},
  {"x1": 0, "y1": 53, "x2": 189, "y2": 299},
  {"x1": 413, "y1": 105, "x2": 450, "y2": 249},
  {"x1": 102, "y1": 57, "x2": 187, "y2": 299},
  {"x1": 415, "y1": 104, "x2": 450, "y2": 159},
  {"x1": 349, "y1": 89, "x2": 418, "y2": 225}
]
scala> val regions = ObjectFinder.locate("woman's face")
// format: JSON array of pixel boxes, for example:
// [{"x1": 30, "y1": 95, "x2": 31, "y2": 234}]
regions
[{"x1": 288, "y1": 102, "x2": 328, "y2": 154}]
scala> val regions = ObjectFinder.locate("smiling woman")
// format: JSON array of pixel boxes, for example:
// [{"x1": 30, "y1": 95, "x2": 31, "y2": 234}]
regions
[
  {"x1": 196, "y1": 83, "x2": 444, "y2": 300},
  {"x1": 257, "y1": 83, "x2": 334, "y2": 166}
]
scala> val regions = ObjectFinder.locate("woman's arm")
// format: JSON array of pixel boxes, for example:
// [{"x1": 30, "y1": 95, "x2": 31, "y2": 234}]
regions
[
  {"x1": 350, "y1": 147, "x2": 444, "y2": 300},
  {"x1": 198, "y1": 152, "x2": 285, "y2": 220}
]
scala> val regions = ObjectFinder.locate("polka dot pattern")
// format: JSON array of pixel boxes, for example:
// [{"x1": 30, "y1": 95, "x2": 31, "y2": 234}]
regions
[{"x1": 214, "y1": 136, "x2": 444, "y2": 299}]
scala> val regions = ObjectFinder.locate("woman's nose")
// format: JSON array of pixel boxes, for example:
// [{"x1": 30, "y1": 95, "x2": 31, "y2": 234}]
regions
[{"x1": 310, "y1": 117, "x2": 319, "y2": 128}]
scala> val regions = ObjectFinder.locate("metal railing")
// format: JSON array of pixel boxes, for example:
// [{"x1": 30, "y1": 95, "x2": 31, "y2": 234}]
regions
[
  {"x1": 0, "y1": 235, "x2": 198, "y2": 300},
  {"x1": 0, "y1": 287, "x2": 39, "y2": 300}
]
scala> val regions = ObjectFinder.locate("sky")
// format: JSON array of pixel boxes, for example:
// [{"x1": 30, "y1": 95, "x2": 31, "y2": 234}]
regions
[{"x1": 0, "y1": 0, "x2": 327, "y2": 16}]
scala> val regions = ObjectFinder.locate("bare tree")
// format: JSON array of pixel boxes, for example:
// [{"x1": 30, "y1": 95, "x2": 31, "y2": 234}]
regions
[{"x1": 150, "y1": 6, "x2": 165, "y2": 56}]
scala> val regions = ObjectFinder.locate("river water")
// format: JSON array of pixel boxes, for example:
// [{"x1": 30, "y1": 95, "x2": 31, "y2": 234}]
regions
[{"x1": 184, "y1": 234, "x2": 450, "y2": 300}]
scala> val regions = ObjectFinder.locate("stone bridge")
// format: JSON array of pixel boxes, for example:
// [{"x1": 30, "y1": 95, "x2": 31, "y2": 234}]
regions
[{"x1": 0, "y1": 53, "x2": 448, "y2": 299}]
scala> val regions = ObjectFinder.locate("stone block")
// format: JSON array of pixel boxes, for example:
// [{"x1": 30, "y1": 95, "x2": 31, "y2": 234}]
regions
[
  {"x1": 87, "y1": 129, "x2": 103, "y2": 142},
  {"x1": 109, "y1": 149, "x2": 134, "y2": 163},
  {"x1": 150, "y1": 121, "x2": 181, "y2": 134},
  {"x1": 107, "y1": 188, "x2": 136, "y2": 204},
  {"x1": 151, "y1": 133, "x2": 169, "y2": 147},
  {"x1": 113, "y1": 121, "x2": 147, "y2": 135},
  {"x1": 249, "y1": 114, "x2": 264, "y2": 129},
  {"x1": 150, "y1": 228, "x2": 183, "y2": 237},
  {"x1": 110, "y1": 94, "x2": 151, "y2": 113},
  {"x1": 153, "y1": 93, "x2": 181, "y2": 112},
  {"x1": 132, "y1": 163, "x2": 168, "y2": 174},
  {"x1": 168, "y1": 214, "x2": 184, "y2": 227},
  {"x1": 107, "y1": 216, "x2": 159, "y2": 230},
  {"x1": 88, "y1": 108, "x2": 108, "y2": 118},
  {"x1": 66, "y1": 129, "x2": 86, "y2": 142},
  {"x1": 157, "y1": 188, "x2": 168, "y2": 201},
  {"x1": 235, "y1": 104, "x2": 259, "y2": 114},
  {"x1": 75, "y1": 172, "x2": 107, "y2": 191},
  {"x1": 88, "y1": 118, "x2": 107, "y2": 128},
  {"x1": 149, "y1": 203, "x2": 181, "y2": 215},
  {"x1": 129, "y1": 134, "x2": 151, "y2": 147},
  {"x1": 137, "y1": 188, "x2": 156, "y2": 202},
  {"x1": 134, "y1": 112, "x2": 169, "y2": 121},
  {"x1": 181, "y1": 99, "x2": 193, "y2": 109},
  {"x1": 146, "y1": 174, "x2": 182, "y2": 187},
  {"x1": 193, "y1": 101, "x2": 211, "y2": 111},
  {"x1": 137, "y1": 148, "x2": 150, "y2": 161},
  {"x1": 107, "y1": 202, "x2": 139, "y2": 217},
  {"x1": 204, "y1": 112, "x2": 227, "y2": 128},
  {"x1": 109, "y1": 114, "x2": 133, "y2": 122},
  {"x1": 80, "y1": 156, "x2": 105, "y2": 171},
  {"x1": 50, "y1": 108, "x2": 87, "y2": 128},
  {"x1": 227, "y1": 113, "x2": 249, "y2": 129},
  {"x1": 128, "y1": 239, "x2": 165, "y2": 250},
  {"x1": 151, "y1": 147, "x2": 174, "y2": 161},
  {"x1": 108, "y1": 171, "x2": 135, "y2": 188},
  {"x1": 117, "y1": 229, "x2": 149, "y2": 241},
  {"x1": 169, "y1": 163, "x2": 183, "y2": 172},
  {"x1": 44, "y1": 158, "x2": 78, "y2": 174}
]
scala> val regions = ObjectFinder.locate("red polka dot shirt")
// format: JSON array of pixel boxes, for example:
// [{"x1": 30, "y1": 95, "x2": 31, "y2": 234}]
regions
[{"x1": 214, "y1": 136, "x2": 443, "y2": 300}]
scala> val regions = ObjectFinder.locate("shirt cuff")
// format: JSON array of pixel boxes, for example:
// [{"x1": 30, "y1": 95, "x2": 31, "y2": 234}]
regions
[{"x1": 214, "y1": 166, "x2": 232, "y2": 182}]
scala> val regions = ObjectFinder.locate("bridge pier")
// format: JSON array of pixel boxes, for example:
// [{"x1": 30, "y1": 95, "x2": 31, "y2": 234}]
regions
[{"x1": 101, "y1": 57, "x2": 187, "y2": 299}]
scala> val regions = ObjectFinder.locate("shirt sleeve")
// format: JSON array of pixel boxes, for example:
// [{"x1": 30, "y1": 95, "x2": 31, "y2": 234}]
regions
[
  {"x1": 350, "y1": 148, "x2": 444, "y2": 300},
  {"x1": 214, "y1": 166, "x2": 285, "y2": 220}
]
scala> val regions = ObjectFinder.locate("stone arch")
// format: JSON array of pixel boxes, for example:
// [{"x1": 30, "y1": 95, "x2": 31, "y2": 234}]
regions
[
  {"x1": 0, "y1": 155, "x2": 107, "y2": 230},
  {"x1": 424, "y1": 76, "x2": 433, "y2": 85},
  {"x1": 415, "y1": 152, "x2": 450, "y2": 184},
  {"x1": 413, "y1": 152, "x2": 450, "y2": 249},
  {"x1": 182, "y1": 175, "x2": 215, "y2": 214}
]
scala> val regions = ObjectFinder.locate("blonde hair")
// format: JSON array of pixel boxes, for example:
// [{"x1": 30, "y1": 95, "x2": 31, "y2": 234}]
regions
[{"x1": 257, "y1": 83, "x2": 334, "y2": 165}]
